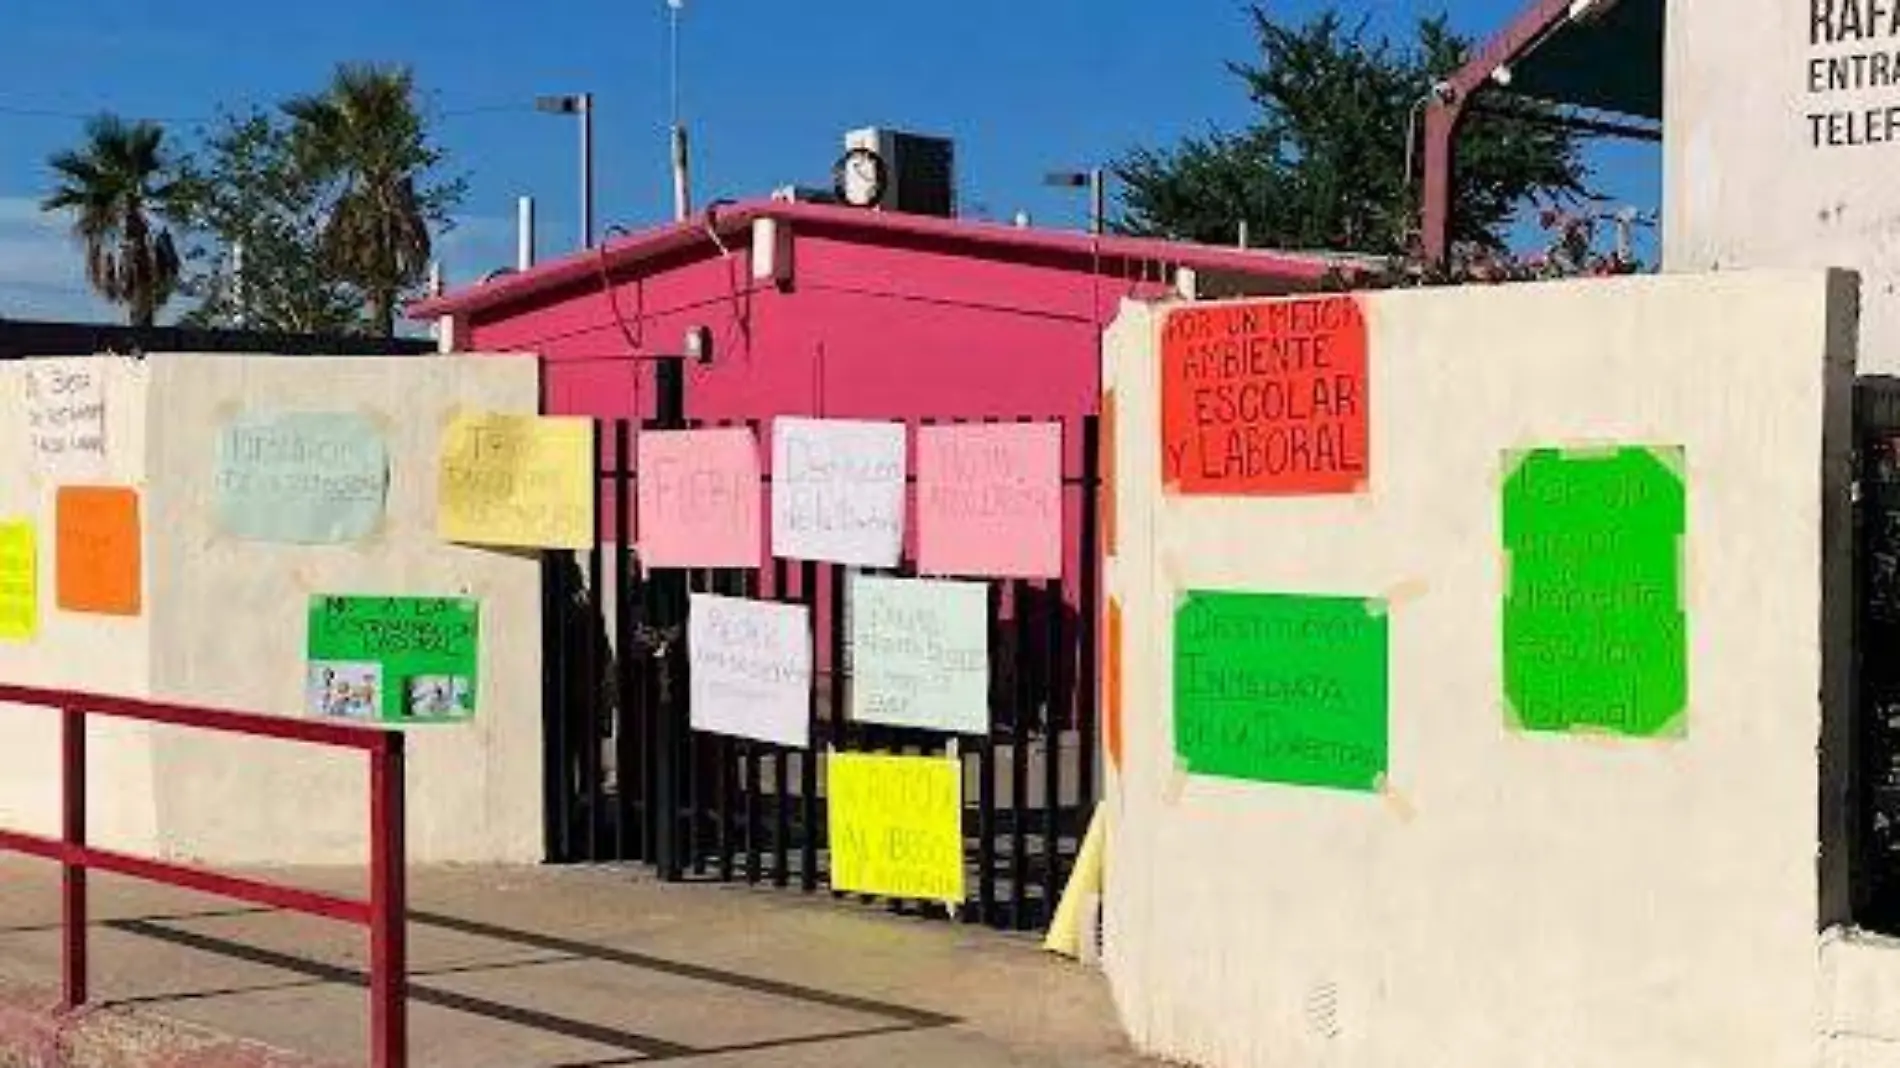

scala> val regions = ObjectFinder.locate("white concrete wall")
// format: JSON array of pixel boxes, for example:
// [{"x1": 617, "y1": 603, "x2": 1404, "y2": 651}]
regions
[
  {"x1": 1665, "y1": 0, "x2": 1900, "y2": 372},
  {"x1": 1101, "y1": 272, "x2": 1875, "y2": 1067},
  {"x1": 143, "y1": 355, "x2": 544, "y2": 866},
  {"x1": 0, "y1": 353, "x2": 545, "y2": 868},
  {"x1": 0, "y1": 356, "x2": 157, "y2": 853}
]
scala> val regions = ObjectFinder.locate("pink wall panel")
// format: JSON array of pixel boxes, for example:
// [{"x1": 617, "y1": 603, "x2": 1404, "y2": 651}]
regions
[
  {"x1": 466, "y1": 232, "x2": 1162, "y2": 431},
  {"x1": 466, "y1": 233, "x2": 1129, "y2": 576}
]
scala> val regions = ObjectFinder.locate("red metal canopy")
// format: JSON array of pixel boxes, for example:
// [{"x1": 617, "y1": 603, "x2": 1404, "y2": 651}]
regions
[{"x1": 1420, "y1": 0, "x2": 1664, "y2": 263}]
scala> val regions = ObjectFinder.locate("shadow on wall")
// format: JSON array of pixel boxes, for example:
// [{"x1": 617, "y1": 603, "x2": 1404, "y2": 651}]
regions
[{"x1": 549, "y1": 555, "x2": 618, "y2": 822}]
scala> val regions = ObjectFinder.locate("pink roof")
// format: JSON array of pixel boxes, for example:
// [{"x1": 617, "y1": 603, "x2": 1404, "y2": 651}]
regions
[{"x1": 409, "y1": 197, "x2": 1363, "y2": 321}]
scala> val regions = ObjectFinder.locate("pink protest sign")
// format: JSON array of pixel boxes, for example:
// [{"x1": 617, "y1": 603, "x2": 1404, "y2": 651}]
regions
[
  {"x1": 637, "y1": 427, "x2": 761, "y2": 568},
  {"x1": 917, "y1": 422, "x2": 1063, "y2": 579}
]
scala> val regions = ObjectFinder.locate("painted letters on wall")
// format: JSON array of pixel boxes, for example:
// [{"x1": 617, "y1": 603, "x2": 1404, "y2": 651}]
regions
[
  {"x1": 1160, "y1": 296, "x2": 1368, "y2": 495},
  {"x1": 1502, "y1": 446, "x2": 1688, "y2": 738}
]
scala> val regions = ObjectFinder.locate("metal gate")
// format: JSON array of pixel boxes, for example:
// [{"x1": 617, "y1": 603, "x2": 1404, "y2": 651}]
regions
[
  {"x1": 542, "y1": 370, "x2": 1101, "y2": 933},
  {"x1": 1854, "y1": 378, "x2": 1900, "y2": 929}
]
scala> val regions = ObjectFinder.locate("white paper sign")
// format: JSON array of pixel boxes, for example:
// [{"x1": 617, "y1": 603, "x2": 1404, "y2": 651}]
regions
[
  {"x1": 25, "y1": 359, "x2": 106, "y2": 477},
  {"x1": 850, "y1": 575, "x2": 989, "y2": 734},
  {"x1": 771, "y1": 417, "x2": 906, "y2": 567},
  {"x1": 688, "y1": 593, "x2": 812, "y2": 748}
]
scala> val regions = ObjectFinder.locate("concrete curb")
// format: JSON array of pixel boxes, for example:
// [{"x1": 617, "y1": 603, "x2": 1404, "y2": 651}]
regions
[{"x1": 0, "y1": 977, "x2": 336, "y2": 1068}]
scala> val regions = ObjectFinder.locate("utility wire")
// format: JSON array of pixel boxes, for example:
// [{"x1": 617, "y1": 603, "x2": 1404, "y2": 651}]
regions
[
  {"x1": 0, "y1": 100, "x2": 539, "y2": 125},
  {"x1": 0, "y1": 104, "x2": 210, "y2": 124}
]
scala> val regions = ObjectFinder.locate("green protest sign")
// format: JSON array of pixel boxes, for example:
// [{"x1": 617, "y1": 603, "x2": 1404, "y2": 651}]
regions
[
  {"x1": 1174, "y1": 591, "x2": 1387, "y2": 792},
  {"x1": 1502, "y1": 446, "x2": 1687, "y2": 738},
  {"x1": 305, "y1": 595, "x2": 479, "y2": 725}
]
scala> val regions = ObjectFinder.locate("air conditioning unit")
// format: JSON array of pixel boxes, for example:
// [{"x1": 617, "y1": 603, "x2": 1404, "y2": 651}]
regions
[{"x1": 843, "y1": 127, "x2": 956, "y2": 217}]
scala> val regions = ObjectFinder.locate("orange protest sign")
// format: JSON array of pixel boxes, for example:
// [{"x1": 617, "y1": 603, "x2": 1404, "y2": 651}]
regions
[
  {"x1": 1160, "y1": 296, "x2": 1369, "y2": 496},
  {"x1": 56, "y1": 486, "x2": 141, "y2": 616}
]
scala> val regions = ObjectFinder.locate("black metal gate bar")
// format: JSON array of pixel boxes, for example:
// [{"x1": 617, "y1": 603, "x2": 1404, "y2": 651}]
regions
[
  {"x1": 640, "y1": 532, "x2": 662, "y2": 868},
  {"x1": 775, "y1": 560, "x2": 795, "y2": 888},
  {"x1": 801, "y1": 559, "x2": 822, "y2": 891},
  {"x1": 715, "y1": 565, "x2": 741, "y2": 882},
  {"x1": 685, "y1": 567, "x2": 706, "y2": 877},
  {"x1": 1009, "y1": 577, "x2": 1032, "y2": 931},
  {"x1": 1044, "y1": 569, "x2": 1067, "y2": 919},
  {"x1": 828, "y1": 562, "x2": 849, "y2": 901},
  {"x1": 582, "y1": 419, "x2": 606, "y2": 862},
  {"x1": 977, "y1": 579, "x2": 1001, "y2": 926},
  {"x1": 541, "y1": 553, "x2": 571, "y2": 860},
  {"x1": 612, "y1": 423, "x2": 637, "y2": 862},
  {"x1": 1076, "y1": 416, "x2": 1100, "y2": 824}
]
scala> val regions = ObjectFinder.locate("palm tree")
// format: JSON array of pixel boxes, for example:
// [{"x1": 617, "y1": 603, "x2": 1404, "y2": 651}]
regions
[
  {"x1": 285, "y1": 64, "x2": 435, "y2": 337},
  {"x1": 43, "y1": 115, "x2": 182, "y2": 328}
]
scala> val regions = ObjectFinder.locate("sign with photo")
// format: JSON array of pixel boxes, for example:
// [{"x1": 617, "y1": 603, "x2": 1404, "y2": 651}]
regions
[{"x1": 305, "y1": 595, "x2": 479, "y2": 725}]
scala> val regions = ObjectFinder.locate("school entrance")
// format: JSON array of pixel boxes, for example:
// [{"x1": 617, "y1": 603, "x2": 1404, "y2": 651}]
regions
[{"x1": 540, "y1": 377, "x2": 1103, "y2": 934}]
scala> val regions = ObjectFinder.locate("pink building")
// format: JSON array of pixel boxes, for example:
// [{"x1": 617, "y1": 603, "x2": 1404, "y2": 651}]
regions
[
  {"x1": 411, "y1": 198, "x2": 1351, "y2": 429},
  {"x1": 410, "y1": 198, "x2": 1360, "y2": 886}
]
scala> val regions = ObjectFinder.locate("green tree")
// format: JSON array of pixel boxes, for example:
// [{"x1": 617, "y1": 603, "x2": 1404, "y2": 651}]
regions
[
  {"x1": 42, "y1": 114, "x2": 183, "y2": 327},
  {"x1": 169, "y1": 110, "x2": 363, "y2": 333},
  {"x1": 284, "y1": 63, "x2": 463, "y2": 337},
  {"x1": 1115, "y1": 7, "x2": 1592, "y2": 255}
]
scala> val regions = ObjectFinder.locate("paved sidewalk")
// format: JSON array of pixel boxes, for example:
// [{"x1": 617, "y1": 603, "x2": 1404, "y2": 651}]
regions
[{"x1": 0, "y1": 859, "x2": 1146, "y2": 1067}]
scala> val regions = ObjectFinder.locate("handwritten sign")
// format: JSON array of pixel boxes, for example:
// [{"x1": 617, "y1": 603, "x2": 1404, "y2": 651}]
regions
[
  {"x1": 0, "y1": 522, "x2": 36, "y2": 641},
  {"x1": 1174, "y1": 591, "x2": 1387, "y2": 791},
  {"x1": 827, "y1": 752, "x2": 965, "y2": 905},
  {"x1": 688, "y1": 593, "x2": 811, "y2": 747},
  {"x1": 26, "y1": 359, "x2": 107, "y2": 478},
  {"x1": 770, "y1": 418, "x2": 905, "y2": 567},
  {"x1": 638, "y1": 428, "x2": 761, "y2": 568},
  {"x1": 916, "y1": 422, "x2": 1062, "y2": 578},
  {"x1": 306, "y1": 595, "x2": 479, "y2": 724},
  {"x1": 55, "y1": 486, "x2": 141, "y2": 616},
  {"x1": 1503, "y1": 447, "x2": 1688, "y2": 738},
  {"x1": 1160, "y1": 296, "x2": 1368, "y2": 496},
  {"x1": 215, "y1": 411, "x2": 389, "y2": 544},
  {"x1": 850, "y1": 576, "x2": 989, "y2": 734},
  {"x1": 439, "y1": 413, "x2": 593, "y2": 550}
]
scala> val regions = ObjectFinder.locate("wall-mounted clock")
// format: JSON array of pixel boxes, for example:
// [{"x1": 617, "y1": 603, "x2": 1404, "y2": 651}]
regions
[{"x1": 835, "y1": 147, "x2": 888, "y2": 209}]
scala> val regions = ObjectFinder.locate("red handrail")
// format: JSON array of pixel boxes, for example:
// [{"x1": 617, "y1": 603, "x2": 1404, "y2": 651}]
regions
[{"x1": 0, "y1": 683, "x2": 407, "y2": 1068}]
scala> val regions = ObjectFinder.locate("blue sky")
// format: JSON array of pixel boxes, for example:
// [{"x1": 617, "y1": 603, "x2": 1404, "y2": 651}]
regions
[{"x1": 0, "y1": 0, "x2": 1661, "y2": 322}]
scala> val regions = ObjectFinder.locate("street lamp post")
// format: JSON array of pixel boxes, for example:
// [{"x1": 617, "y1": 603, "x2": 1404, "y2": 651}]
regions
[
  {"x1": 535, "y1": 93, "x2": 595, "y2": 249},
  {"x1": 1043, "y1": 167, "x2": 1106, "y2": 235}
]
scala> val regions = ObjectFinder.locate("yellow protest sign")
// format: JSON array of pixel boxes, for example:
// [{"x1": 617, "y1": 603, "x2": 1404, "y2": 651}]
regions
[
  {"x1": 0, "y1": 521, "x2": 35, "y2": 641},
  {"x1": 438, "y1": 413, "x2": 594, "y2": 549},
  {"x1": 827, "y1": 752, "x2": 965, "y2": 906}
]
